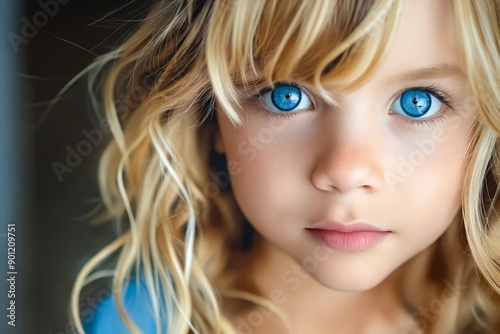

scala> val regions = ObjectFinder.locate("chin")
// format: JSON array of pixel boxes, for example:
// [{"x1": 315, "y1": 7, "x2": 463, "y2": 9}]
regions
[
  {"x1": 319, "y1": 277, "x2": 387, "y2": 293},
  {"x1": 308, "y1": 261, "x2": 395, "y2": 293}
]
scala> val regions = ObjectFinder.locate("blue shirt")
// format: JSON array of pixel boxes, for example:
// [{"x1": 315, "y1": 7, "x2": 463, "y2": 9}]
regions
[{"x1": 83, "y1": 280, "x2": 166, "y2": 334}]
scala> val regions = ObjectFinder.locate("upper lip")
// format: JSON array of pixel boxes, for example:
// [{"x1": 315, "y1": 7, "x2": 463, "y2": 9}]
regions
[{"x1": 306, "y1": 221, "x2": 390, "y2": 233}]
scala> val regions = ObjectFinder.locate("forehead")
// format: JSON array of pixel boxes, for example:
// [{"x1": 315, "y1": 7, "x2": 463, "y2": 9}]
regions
[{"x1": 373, "y1": 0, "x2": 460, "y2": 82}]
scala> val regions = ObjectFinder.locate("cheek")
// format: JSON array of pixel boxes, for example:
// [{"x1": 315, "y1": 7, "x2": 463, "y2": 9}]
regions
[
  {"x1": 388, "y1": 125, "x2": 471, "y2": 242},
  {"x1": 225, "y1": 133, "x2": 293, "y2": 211},
  {"x1": 220, "y1": 120, "x2": 311, "y2": 237}
]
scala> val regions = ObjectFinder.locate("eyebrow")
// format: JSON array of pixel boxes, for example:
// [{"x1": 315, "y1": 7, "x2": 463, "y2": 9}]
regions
[{"x1": 396, "y1": 64, "x2": 466, "y2": 81}]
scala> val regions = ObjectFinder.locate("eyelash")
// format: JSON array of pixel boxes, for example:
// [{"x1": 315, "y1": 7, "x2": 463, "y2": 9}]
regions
[{"x1": 250, "y1": 83, "x2": 456, "y2": 127}]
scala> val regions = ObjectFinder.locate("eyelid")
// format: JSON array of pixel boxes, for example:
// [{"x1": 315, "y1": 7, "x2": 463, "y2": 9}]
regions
[{"x1": 256, "y1": 82, "x2": 310, "y2": 97}]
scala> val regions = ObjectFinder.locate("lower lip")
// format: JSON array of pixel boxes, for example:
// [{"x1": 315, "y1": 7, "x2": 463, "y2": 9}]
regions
[{"x1": 307, "y1": 229, "x2": 391, "y2": 251}]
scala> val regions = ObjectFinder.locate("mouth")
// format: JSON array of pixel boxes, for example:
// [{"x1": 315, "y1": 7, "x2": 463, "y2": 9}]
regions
[{"x1": 306, "y1": 221, "x2": 392, "y2": 251}]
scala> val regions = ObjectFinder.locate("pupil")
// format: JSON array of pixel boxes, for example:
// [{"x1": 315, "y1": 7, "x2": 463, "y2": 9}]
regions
[{"x1": 413, "y1": 97, "x2": 424, "y2": 108}]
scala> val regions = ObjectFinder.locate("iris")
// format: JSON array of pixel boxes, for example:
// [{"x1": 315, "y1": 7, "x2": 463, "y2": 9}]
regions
[
  {"x1": 399, "y1": 89, "x2": 432, "y2": 117},
  {"x1": 271, "y1": 84, "x2": 302, "y2": 111}
]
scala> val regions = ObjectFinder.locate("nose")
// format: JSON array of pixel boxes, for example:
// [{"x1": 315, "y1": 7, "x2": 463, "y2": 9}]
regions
[{"x1": 310, "y1": 118, "x2": 384, "y2": 195}]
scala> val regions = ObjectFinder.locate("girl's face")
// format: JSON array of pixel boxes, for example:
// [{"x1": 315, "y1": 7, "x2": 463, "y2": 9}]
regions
[{"x1": 214, "y1": 0, "x2": 476, "y2": 291}]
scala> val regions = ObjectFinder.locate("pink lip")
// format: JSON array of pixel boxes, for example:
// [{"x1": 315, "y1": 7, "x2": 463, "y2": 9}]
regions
[{"x1": 306, "y1": 221, "x2": 391, "y2": 251}]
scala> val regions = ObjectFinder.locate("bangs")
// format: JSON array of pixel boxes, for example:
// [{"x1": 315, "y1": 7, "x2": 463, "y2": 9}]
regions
[{"x1": 206, "y1": 0, "x2": 403, "y2": 123}]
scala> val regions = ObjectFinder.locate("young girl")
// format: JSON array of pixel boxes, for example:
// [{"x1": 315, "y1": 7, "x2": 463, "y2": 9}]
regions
[{"x1": 71, "y1": 0, "x2": 500, "y2": 332}]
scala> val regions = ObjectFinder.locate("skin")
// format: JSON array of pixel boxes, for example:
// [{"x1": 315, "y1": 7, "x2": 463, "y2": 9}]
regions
[{"x1": 214, "y1": 0, "x2": 476, "y2": 332}]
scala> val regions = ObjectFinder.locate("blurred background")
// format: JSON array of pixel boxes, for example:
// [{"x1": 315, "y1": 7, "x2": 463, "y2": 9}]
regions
[{"x1": 0, "y1": 1, "x2": 153, "y2": 333}]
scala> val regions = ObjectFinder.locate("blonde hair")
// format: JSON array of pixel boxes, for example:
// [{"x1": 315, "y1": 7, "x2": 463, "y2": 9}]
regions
[{"x1": 70, "y1": 0, "x2": 500, "y2": 333}]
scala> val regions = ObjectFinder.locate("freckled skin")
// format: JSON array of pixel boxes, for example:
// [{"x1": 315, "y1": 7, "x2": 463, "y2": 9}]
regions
[{"x1": 215, "y1": 0, "x2": 476, "y2": 331}]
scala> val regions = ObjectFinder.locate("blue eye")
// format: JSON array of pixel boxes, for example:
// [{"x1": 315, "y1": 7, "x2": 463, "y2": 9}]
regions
[
  {"x1": 391, "y1": 89, "x2": 443, "y2": 119},
  {"x1": 261, "y1": 83, "x2": 312, "y2": 112}
]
